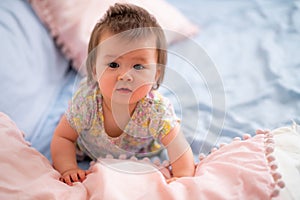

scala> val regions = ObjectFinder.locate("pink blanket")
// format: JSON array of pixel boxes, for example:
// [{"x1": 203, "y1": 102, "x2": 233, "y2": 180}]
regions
[{"x1": 0, "y1": 113, "x2": 283, "y2": 199}]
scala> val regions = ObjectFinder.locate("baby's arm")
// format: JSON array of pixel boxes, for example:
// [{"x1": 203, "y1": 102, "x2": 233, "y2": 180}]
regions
[
  {"x1": 161, "y1": 126, "x2": 195, "y2": 179},
  {"x1": 51, "y1": 115, "x2": 89, "y2": 185}
]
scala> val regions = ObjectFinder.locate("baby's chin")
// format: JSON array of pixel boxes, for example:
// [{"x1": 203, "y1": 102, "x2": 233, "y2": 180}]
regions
[{"x1": 107, "y1": 85, "x2": 153, "y2": 105}]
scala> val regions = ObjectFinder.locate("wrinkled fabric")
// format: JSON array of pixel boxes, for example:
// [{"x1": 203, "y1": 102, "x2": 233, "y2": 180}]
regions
[{"x1": 0, "y1": 112, "x2": 289, "y2": 200}]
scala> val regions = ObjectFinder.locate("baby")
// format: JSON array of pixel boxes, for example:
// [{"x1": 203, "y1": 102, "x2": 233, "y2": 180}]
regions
[{"x1": 51, "y1": 3, "x2": 194, "y2": 185}]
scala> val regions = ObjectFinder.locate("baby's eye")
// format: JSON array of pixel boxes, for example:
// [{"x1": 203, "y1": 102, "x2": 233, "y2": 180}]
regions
[
  {"x1": 133, "y1": 64, "x2": 145, "y2": 70},
  {"x1": 108, "y1": 62, "x2": 119, "y2": 68}
]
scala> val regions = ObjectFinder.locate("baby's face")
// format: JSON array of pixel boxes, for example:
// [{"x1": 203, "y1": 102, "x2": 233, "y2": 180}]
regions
[{"x1": 95, "y1": 32, "x2": 160, "y2": 106}]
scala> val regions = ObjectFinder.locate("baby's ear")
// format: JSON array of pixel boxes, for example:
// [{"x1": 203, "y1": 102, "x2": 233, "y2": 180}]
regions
[
  {"x1": 155, "y1": 65, "x2": 162, "y2": 82},
  {"x1": 152, "y1": 66, "x2": 162, "y2": 90}
]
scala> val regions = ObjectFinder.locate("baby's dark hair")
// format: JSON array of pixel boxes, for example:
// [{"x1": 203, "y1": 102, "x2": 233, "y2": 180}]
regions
[{"x1": 86, "y1": 3, "x2": 167, "y2": 88}]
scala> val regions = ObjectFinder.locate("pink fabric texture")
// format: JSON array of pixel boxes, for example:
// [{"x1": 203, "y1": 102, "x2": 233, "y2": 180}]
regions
[
  {"x1": 29, "y1": 0, "x2": 199, "y2": 73},
  {"x1": 0, "y1": 112, "x2": 283, "y2": 199}
]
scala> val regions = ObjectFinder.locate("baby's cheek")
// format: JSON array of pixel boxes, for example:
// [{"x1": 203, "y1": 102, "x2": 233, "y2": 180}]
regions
[{"x1": 99, "y1": 79, "x2": 115, "y2": 98}]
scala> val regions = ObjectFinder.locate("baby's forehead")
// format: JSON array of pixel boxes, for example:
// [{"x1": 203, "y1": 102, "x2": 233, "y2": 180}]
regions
[
  {"x1": 100, "y1": 29, "x2": 156, "y2": 45},
  {"x1": 97, "y1": 36, "x2": 157, "y2": 55},
  {"x1": 99, "y1": 49, "x2": 157, "y2": 64}
]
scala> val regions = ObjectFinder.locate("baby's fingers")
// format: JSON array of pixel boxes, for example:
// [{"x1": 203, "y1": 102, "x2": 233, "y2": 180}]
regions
[
  {"x1": 85, "y1": 169, "x2": 92, "y2": 175},
  {"x1": 60, "y1": 175, "x2": 73, "y2": 186},
  {"x1": 59, "y1": 169, "x2": 90, "y2": 185},
  {"x1": 77, "y1": 170, "x2": 87, "y2": 181},
  {"x1": 71, "y1": 173, "x2": 79, "y2": 182}
]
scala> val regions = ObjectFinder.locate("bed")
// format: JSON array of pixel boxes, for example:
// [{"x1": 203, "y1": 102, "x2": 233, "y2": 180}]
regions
[{"x1": 0, "y1": 0, "x2": 299, "y2": 199}]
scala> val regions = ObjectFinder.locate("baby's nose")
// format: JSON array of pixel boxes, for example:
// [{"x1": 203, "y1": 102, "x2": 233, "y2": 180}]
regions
[{"x1": 117, "y1": 71, "x2": 133, "y2": 81}]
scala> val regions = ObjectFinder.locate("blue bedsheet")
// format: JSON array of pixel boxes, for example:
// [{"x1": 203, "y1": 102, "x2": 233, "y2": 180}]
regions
[
  {"x1": 0, "y1": 0, "x2": 71, "y2": 159},
  {"x1": 0, "y1": 0, "x2": 299, "y2": 160},
  {"x1": 165, "y1": 0, "x2": 300, "y2": 155}
]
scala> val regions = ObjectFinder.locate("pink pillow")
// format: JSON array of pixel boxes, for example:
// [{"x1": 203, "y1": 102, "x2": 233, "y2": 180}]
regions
[
  {"x1": 194, "y1": 133, "x2": 285, "y2": 199},
  {"x1": 29, "y1": 0, "x2": 199, "y2": 73},
  {"x1": 0, "y1": 112, "x2": 284, "y2": 199}
]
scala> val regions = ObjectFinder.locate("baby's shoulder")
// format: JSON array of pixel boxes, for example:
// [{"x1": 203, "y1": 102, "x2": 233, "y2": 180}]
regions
[
  {"x1": 66, "y1": 79, "x2": 101, "y2": 131},
  {"x1": 145, "y1": 91, "x2": 172, "y2": 111},
  {"x1": 74, "y1": 79, "x2": 98, "y2": 97},
  {"x1": 71, "y1": 79, "x2": 101, "y2": 108}
]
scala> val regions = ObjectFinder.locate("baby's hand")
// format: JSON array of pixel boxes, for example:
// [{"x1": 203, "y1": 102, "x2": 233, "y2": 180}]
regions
[
  {"x1": 166, "y1": 177, "x2": 178, "y2": 184},
  {"x1": 60, "y1": 168, "x2": 91, "y2": 186}
]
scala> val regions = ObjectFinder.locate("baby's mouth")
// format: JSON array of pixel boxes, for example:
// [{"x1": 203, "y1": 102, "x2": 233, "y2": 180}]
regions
[{"x1": 116, "y1": 88, "x2": 132, "y2": 93}]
